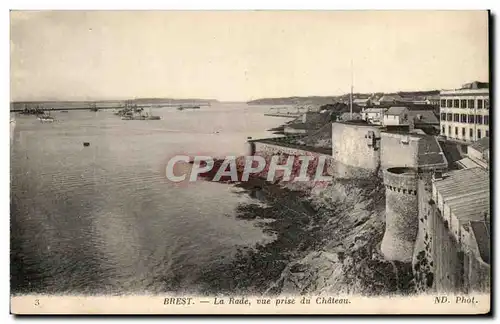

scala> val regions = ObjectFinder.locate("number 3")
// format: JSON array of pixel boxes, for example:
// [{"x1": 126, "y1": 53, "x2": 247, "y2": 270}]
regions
[{"x1": 34, "y1": 299, "x2": 39, "y2": 306}]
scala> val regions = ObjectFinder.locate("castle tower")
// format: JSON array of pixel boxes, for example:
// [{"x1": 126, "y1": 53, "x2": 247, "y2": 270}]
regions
[{"x1": 381, "y1": 167, "x2": 419, "y2": 262}]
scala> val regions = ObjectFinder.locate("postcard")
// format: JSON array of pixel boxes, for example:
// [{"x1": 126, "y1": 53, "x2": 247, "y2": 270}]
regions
[{"x1": 10, "y1": 10, "x2": 490, "y2": 315}]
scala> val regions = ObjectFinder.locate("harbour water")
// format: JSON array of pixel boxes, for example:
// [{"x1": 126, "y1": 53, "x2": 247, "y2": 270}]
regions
[{"x1": 10, "y1": 103, "x2": 290, "y2": 295}]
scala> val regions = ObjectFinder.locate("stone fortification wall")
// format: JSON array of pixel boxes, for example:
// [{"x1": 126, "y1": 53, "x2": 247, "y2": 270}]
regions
[
  {"x1": 253, "y1": 141, "x2": 334, "y2": 176},
  {"x1": 331, "y1": 122, "x2": 382, "y2": 178},
  {"x1": 381, "y1": 167, "x2": 419, "y2": 262},
  {"x1": 380, "y1": 132, "x2": 420, "y2": 170}
]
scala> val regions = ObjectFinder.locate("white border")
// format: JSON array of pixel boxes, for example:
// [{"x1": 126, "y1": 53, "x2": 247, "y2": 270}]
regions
[{"x1": 3, "y1": 1, "x2": 498, "y2": 323}]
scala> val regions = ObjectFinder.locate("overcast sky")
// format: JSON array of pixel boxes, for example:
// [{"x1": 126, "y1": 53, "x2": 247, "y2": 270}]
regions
[{"x1": 10, "y1": 11, "x2": 489, "y2": 102}]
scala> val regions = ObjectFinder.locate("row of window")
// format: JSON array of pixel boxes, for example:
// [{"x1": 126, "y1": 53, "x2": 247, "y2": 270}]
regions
[
  {"x1": 440, "y1": 98, "x2": 489, "y2": 109},
  {"x1": 440, "y1": 113, "x2": 489, "y2": 125},
  {"x1": 441, "y1": 126, "x2": 489, "y2": 139}
]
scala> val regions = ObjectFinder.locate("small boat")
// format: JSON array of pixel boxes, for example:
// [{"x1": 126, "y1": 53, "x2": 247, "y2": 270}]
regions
[
  {"x1": 89, "y1": 103, "x2": 99, "y2": 112},
  {"x1": 37, "y1": 115, "x2": 55, "y2": 123},
  {"x1": 83, "y1": 142, "x2": 90, "y2": 147}
]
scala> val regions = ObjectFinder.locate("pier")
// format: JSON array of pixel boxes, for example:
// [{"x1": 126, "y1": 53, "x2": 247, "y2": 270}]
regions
[{"x1": 264, "y1": 106, "x2": 313, "y2": 118}]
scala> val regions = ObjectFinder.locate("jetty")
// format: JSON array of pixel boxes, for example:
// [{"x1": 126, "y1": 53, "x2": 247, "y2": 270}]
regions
[{"x1": 264, "y1": 106, "x2": 313, "y2": 118}]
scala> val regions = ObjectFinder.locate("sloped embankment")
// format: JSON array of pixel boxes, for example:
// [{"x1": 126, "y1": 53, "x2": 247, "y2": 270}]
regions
[{"x1": 197, "y1": 177, "x2": 415, "y2": 296}]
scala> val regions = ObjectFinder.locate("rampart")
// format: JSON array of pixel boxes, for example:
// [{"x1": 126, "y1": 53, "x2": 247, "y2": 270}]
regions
[
  {"x1": 380, "y1": 167, "x2": 419, "y2": 262},
  {"x1": 331, "y1": 122, "x2": 382, "y2": 178}
]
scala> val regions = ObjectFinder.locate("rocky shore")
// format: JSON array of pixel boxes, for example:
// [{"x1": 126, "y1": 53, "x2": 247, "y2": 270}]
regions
[{"x1": 196, "y1": 175, "x2": 416, "y2": 296}]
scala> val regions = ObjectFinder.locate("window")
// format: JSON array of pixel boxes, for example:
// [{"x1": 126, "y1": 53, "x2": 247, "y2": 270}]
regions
[
  {"x1": 460, "y1": 114, "x2": 467, "y2": 123},
  {"x1": 454, "y1": 114, "x2": 460, "y2": 122},
  {"x1": 455, "y1": 127, "x2": 458, "y2": 136},
  {"x1": 476, "y1": 115, "x2": 483, "y2": 124},
  {"x1": 449, "y1": 126, "x2": 452, "y2": 135},
  {"x1": 441, "y1": 99, "x2": 446, "y2": 107},
  {"x1": 484, "y1": 116, "x2": 489, "y2": 125},
  {"x1": 468, "y1": 115, "x2": 475, "y2": 123},
  {"x1": 462, "y1": 127, "x2": 466, "y2": 137},
  {"x1": 478, "y1": 129, "x2": 482, "y2": 139},
  {"x1": 454, "y1": 99, "x2": 460, "y2": 108},
  {"x1": 442, "y1": 126, "x2": 445, "y2": 134},
  {"x1": 485, "y1": 99, "x2": 489, "y2": 109},
  {"x1": 468, "y1": 99, "x2": 475, "y2": 109},
  {"x1": 478, "y1": 99, "x2": 483, "y2": 109},
  {"x1": 447, "y1": 99, "x2": 453, "y2": 108},
  {"x1": 460, "y1": 99, "x2": 467, "y2": 108},
  {"x1": 486, "y1": 130, "x2": 489, "y2": 137},
  {"x1": 440, "y1": 113, "x2": 446, "y2": 121},
  {"x1": 470, "y1": 128, "x2": 473, "y2": 138},
  {"x1": 447, "y1": 113, "x2": 453, "y2": 121}
]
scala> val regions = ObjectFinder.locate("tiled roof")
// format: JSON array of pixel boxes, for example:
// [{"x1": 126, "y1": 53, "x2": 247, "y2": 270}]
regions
[
  {"x1": 417, "y1": 135, "x2": 447, "y2": 168},
  {"x1": 340, "y1": 112, "x2": 362, "y2": 120},
  {"x1": 434, "y1": 167, "x2": 490, "y2": 223},
  {"x1": 363, "y1": 108, "x2": 386, "y2": 113},
  {"x1": 379, "y1": 94, "x2": 403, "y2": 102},
  {"x1": 470, "y1": 137, "x2": 490, "y2": 153},
  {"x1": 409, "y1": 110, "x2": 439, "y2": 124},
  {"x1": 385, "y1": 106, "x2": 408, "y2": 115}
]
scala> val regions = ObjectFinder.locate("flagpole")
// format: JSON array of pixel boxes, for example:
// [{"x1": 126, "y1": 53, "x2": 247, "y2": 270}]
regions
[{"x1": 350, "y1": 59, "x2": 353, "y2": 119}]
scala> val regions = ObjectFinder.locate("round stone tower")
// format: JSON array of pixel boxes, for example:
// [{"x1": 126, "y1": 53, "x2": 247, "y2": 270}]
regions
[{"x1": 381, "y1": 167, "x2": 419, "y2": 262}]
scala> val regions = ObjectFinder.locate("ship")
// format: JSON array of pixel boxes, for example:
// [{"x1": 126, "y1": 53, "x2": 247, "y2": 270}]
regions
[
  {"x1": 19, "y1": 104, "x2": 44, "y2": 115},
  {"x1": 121, "y1": 106, "x2": 161, "y2": 120},
  {"x1": 177, "y1": 104, "x2": 201, "y2": 110},
  {"x1": 89, "y1": 103, "x2": 99, "y2": 112}
]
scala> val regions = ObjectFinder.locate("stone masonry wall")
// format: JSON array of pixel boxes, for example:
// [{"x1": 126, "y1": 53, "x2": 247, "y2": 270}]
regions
[
  {"x1": 381, "y1": 168, "x2": 419, "y2": 262},
  {"x1": 331, "y1": 122, "x2": 381, "y2": 178}
]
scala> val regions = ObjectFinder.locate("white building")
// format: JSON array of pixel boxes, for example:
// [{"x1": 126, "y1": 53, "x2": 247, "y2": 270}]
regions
[
  {"x1": 439, "y1": 82, "x2": 490, "y2": 142},
  {"x1": 361, "y1": 107, "x2": 387, "y2": 125},
  {"x1": 457, "y1": 137, "x2": 490, "y2": 170},
  {"x1": 383, "y1": 106, "x2": 411, "y2": 126}
]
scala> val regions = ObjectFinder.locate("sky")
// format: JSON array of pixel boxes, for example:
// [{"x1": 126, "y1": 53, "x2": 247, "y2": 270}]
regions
[{"x1": 10, "y1": 10, "x2": 489, "y2": 102}]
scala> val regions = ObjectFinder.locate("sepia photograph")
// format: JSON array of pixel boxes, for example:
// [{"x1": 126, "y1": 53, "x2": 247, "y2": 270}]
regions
[{"x1": 9, "y1": 9, "x2": 491, "y2": 315}]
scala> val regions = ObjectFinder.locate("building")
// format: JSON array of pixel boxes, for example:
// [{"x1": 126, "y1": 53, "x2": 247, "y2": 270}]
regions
[
  {"x1": 339, "y1": 112, "x2": 362, "y2": 121},
  {"x1": 353, "y1": 98, "x2": 371, "y2": 107},
  {"x1": 361, "y1": 107, "x2": 387, "y2": 125},
  {"x1": 409, "y1": 110, "x2": 439, "y2": 126},
  {"x1": 431, "y1": 167, "x2": 490, "y2": 292},
  {"x1": 383, "y1": 106, "x2": 411, "y2": 126},
  {"x1": 425, "y1": 95, "x2": 441, "y2": 106},
  {"x1": 456, "y1": 137, "x2": 490, "y2": 170},
  {"x1": 378, "y1": 94, "x2": 403, "y2": 106},
  {"x1": 439, "y1": 82, "x2": 490, "y2": 142}
]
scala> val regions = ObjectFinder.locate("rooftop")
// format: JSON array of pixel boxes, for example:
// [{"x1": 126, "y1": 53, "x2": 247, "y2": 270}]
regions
[
  {"x1": 379, "y1": 94, "x2": 403, "y2": 102},
  {"x1": 363, "y1": 107, "x2": 387, "y2": 113},
  {"x1": 469, "y1": 136, "x2": 490, "y2": 153},
  {"x1": 409, "y1": 110, "x2": 439, "y2": 125},
  {"x1": 385, "y1": 106, "x2": 408, "y2": 115},
  {"x1": 433, "y1": 167, "x2": 490, "y2": 222}
]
